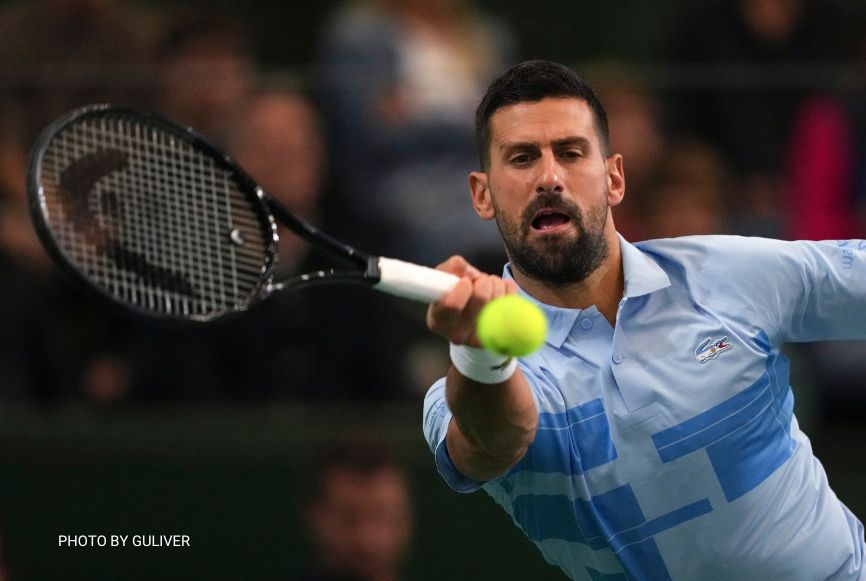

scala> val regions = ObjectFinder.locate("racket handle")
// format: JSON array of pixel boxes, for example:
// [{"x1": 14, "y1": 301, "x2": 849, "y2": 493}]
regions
[{"x1": 374, "y1": 257, "x2": 460, "y2": 303}]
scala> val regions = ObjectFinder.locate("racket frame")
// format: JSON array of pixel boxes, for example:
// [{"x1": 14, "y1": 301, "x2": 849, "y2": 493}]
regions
[{"x1": 27, "y1": 104, "x2": 282, "y2": 322}]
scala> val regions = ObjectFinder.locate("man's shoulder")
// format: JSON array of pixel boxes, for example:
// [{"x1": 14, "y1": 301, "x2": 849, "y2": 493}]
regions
[
  {"x1": 632, "y1": 235, "x2": 792, "y2": 270},
  {"x1": 634, "y1": 234, "x2": 779, "y2": 253}
]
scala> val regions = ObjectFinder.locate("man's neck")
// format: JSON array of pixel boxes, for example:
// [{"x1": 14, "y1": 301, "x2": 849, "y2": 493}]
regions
[{"x1": 511, "y1": 229, "x2": 624, "y2": 327}]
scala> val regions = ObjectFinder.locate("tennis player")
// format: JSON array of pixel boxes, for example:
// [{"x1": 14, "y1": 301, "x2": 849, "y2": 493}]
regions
[{"x1": 423, "y1": 59, "x2": 865, "y2": 580}]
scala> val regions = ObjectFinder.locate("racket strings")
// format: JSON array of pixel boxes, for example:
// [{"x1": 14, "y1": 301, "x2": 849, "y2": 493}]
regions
[{"x1": 39, "y1": 113, "x2": 272, "y2": 319}]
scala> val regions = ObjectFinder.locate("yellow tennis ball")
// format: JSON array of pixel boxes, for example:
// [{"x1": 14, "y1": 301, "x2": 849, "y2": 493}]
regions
[{"x1": 477, "y1": 295, "x2": 548, "y2": 357}]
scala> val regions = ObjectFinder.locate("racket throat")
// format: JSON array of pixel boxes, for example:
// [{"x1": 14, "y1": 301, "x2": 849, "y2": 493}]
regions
[
  {"x1": 266, "y1": 256, "x2": 380, "y2": 294},
  {"x1": 365, "y1": 255, "x2": 383, "y2": 283}
]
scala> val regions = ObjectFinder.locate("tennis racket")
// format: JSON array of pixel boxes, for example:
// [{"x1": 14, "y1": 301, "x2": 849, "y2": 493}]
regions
[{"x1": 27, "y1": 104, "x2": 460, "y2": 322}]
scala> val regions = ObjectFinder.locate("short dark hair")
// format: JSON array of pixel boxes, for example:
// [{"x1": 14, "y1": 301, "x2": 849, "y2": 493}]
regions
[{"x1": 475, "y1": 60, "x2": 610, "y2": 169}]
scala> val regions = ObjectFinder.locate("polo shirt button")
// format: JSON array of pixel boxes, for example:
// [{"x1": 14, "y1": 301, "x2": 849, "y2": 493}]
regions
[
  {"x1": 612, "y1": 353, "x2": 624, "y2": 364},
  {"x1": 580, "y1": 318, "x2": 593, "y2": 330}
]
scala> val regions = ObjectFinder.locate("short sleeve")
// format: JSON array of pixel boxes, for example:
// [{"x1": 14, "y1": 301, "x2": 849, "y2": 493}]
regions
[{"x1": 422, "y1": 378, "x2": 485, "y2": 493}]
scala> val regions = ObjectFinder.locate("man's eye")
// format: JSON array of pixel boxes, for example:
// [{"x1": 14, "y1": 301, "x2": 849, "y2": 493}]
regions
[
  {"x1": 510, "y1": 154, "x2": 532, "y2": 165},
  {"x1": 561, "y1": 150, "x2": 582, "y2": 160}
]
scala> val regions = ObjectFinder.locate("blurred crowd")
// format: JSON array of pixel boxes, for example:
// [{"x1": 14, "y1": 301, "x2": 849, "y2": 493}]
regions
[
  {"x1": 298, "y1": 439, "x2": 413, "y2": 581},
  {"x1": 1, "y1": 0, "x2": 866, "y2": 415}
]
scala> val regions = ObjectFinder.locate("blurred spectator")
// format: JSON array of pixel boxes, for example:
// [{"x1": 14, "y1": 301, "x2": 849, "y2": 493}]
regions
[
  {"x1": 314, "y1": 0, "x2": 519, "y2": 400},
  {"x1": 299, "y1": 440, "x2": 413, "y2": 581},
  {"x1": 783, "y1": 95, "x2": 860, "y2": 240},
  {"x1": 316, "y1": 0, "x2": 514, "y2": 272},
  {"x1": 641, "y1": 139, "x2": 731, "y2": 240},
  {"x1": 151, "y1": 11, "x2": 256, "y2": 140},
  {"x1": 664, "y1": 0, "x2": 860, "y2": 238},
  {"x1": 594, "y1": 67, "x2": 668, "y2": 241}
]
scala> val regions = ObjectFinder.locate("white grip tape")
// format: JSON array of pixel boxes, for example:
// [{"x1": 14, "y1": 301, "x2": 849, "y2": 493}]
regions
[
  {"x1": 449, "y1": 343, "x2": 517, "y2": 384},
  {"x1": 374, "y1": 257, "x2": 460, "y2": 303}
]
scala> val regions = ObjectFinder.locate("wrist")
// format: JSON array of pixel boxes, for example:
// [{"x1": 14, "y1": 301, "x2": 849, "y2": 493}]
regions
[{"x1": 449, "y1": 343, "x2": 517, "y2": 384}]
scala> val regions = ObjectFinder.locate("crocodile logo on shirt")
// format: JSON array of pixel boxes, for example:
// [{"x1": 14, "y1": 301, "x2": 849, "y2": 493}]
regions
[{"x1": 695, "y1": 336, "x2": 732, "y2": 364}]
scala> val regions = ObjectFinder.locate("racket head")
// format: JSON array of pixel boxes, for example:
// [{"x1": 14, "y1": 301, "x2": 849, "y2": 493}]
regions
[{"x1": 27, "y1": 104, "x2": 279, "y2": 322}]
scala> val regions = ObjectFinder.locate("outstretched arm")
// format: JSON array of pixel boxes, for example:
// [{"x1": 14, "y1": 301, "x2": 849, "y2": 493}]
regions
[{"x1": 426, "y1": 256, "x2": 538, "y2": 482}]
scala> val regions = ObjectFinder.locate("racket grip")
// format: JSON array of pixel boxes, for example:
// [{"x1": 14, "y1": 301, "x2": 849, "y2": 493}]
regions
[{"x1": 374, "y1": 257, "x2": 460, "y2": 303}]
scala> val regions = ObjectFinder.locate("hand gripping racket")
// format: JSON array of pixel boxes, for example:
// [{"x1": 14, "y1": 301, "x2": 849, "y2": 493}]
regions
[{"x1": 27, "y1": 105, "x2": 460, "y2": 321}]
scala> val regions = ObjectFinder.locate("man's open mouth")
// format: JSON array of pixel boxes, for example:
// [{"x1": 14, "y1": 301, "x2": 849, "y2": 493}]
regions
[{"x1": 530, "y1": 209, "x2": 572, "y2": 232}]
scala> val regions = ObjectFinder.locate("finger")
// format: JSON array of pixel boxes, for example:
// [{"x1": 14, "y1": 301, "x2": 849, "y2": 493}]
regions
[
  {"x1": 427, "y1": 276, "x2": 473, "y2": 333},
  {"x1": 467, "y1": 274, "x2": 494, "y2": 315},
  {"x1": 458, "y1": 275, "x2": 496, "y2": 346},
  {"x1": 489, "y1": 276, "x2": 508, "y2": 300},
  {"x1": 436, "y1": 255, "x2": 482, "y2": 279}
]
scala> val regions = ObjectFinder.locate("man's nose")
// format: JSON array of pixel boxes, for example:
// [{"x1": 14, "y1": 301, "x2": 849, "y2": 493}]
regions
[{"x1": 535, "y1": 152, "x2": 564, "y2": 194}]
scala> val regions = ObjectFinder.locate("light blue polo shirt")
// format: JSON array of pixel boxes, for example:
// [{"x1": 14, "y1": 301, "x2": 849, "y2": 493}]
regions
[{"x1": 423, "y1": 235, "x2": 866, "y2": 580}]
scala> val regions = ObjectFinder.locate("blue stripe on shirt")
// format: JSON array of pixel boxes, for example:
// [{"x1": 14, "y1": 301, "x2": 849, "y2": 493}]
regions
[
  {"x1": 510, "y1": 398, "x2": 618, "y2": 476},
  {"x1": 511, "y1": 484, "x2": 712, "y2": 554}
]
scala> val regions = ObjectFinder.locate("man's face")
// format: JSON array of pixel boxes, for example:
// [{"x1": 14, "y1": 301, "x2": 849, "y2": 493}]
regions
[
  {"x1": 307, "y1": 467, "x2": 411, "y2": 579},
  {"x1": 470, "y1": 97, "x2": 624, "y2": 286}
]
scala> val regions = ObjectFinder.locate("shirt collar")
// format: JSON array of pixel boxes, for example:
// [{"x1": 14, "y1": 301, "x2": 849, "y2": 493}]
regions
[
  {"x1": 502, "y1": 234, "x2": 671, "y2": 348},
  {"x1": 618, "y1": 233, "x2": 671, "y2": 298}
]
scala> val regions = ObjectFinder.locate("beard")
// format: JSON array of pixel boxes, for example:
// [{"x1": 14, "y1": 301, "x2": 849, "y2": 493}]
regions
[{"x1": 494, "y1": 191, "x2": 609, "y2": 287}]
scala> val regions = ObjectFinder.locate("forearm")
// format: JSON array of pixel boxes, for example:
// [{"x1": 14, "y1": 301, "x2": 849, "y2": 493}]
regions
[
  {"x1": 423, "y1": 255, "x2": 534, "y2": 480},
  {"x1": 445, "y1": 364, "x2": 537, "y2": 481}
]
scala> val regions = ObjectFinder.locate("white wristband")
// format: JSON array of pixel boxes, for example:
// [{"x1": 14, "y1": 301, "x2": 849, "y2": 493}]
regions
[{"x1": 449, "y1": 343, "x2": 517, "y2": 384}]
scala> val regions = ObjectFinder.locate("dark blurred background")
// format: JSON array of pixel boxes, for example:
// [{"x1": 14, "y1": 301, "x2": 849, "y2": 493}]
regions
[{"x1": 1, "y1": 0, "x2": 866, "y2": 579}]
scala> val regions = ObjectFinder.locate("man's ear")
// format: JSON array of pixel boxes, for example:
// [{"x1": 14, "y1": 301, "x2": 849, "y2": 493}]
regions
[
  {"x1": 469, "y1": 171, "x2": 495, "y2": 220},
  {"x1": 606, "y1": 153, "x2": 625, "y2": 207}
]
